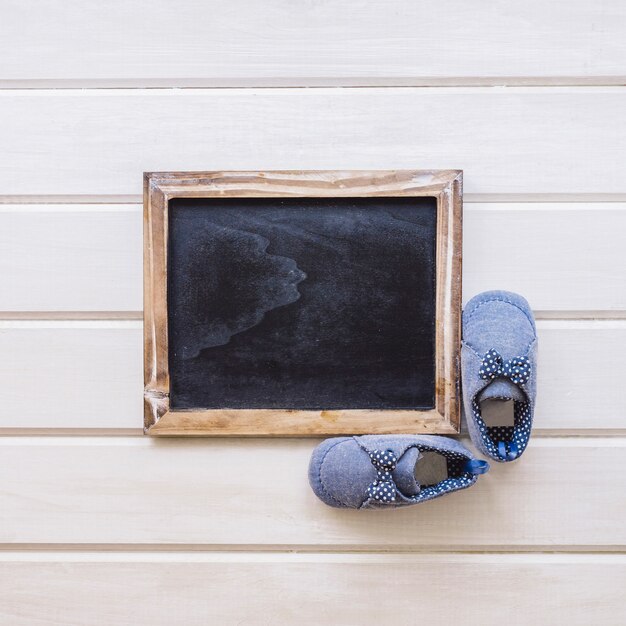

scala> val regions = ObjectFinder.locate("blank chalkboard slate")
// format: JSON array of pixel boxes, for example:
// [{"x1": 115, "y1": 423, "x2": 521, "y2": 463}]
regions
[
  {"x1": 168, "y1": 196, "x2": 437, "y2": 411},
  {"x1": 144, "y1": 171, "x2": 462, "y2": 436}
]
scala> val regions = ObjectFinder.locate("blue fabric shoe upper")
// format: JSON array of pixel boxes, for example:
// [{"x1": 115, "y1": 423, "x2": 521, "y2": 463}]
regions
[
  {"x1": 308, "y1": 434, "x2": 489, "y2": 509},
  {"x1": 462, "y1": 290, "x2": 537, "y2": 462}
]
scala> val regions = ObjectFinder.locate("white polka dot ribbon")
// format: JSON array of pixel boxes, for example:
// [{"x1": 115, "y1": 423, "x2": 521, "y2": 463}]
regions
[
  {"x1": 479, "y1": 348, "x2": 531, "y2": 385},
  {"x1": 367, "y1": 449, "x2": 398, "y2": 503}
]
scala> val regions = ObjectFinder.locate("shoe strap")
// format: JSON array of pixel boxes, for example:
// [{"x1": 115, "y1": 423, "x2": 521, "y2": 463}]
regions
[
  {"x1": 498, "y1": 440, "x2": 520, "y2": 461},
  {"x1": 463, "y1": 459, "x2": 490, "y2": 475}
]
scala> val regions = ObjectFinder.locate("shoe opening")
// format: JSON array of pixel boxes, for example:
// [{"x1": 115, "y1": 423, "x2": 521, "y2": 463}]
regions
[
  {"x1": 407, "y1": 446, "x2": 477, "y2": 502},
  {"x1": 472, "y1": 396, "x2": 531, "y2": 460}
]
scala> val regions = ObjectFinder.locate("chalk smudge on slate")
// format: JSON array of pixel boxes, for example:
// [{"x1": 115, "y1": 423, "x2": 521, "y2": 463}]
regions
[{"x1": 169, "y1": 222, "x2": 306, "y2": 359}]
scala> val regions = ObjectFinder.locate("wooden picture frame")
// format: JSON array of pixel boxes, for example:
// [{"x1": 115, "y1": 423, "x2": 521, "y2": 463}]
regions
[{"x1": 144, "y1": 170, "x2": 462, "y2": 436}]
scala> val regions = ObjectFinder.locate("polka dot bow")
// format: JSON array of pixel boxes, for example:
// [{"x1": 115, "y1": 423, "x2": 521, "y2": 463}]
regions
[
  {"x1": 367, "y1": 449, "x2": 398, "y2": 504},
  {"x1": 479, "y1": 348, "x2": 531, "y2": 385}
]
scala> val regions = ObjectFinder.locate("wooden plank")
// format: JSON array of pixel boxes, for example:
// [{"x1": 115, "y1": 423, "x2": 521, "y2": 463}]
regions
[
  {"x1": 0, "y1": 437, "x2": 623, "y2": 548},
  {"x1": 0, "y1": 553, "x2": 623, "y2": 625},
  {"x1": 2, "y1": 203, "x2": 625, "y2": 312},
  {"x1": 464, "y1": 204, "x2": 626, "y2": 311},
  {"x1": 1, "y1": 88, "x2": 625, "y2": 195},
  {"x1": 0, "y1": 205, "x2": 141, "y2": 312},
  {"x1": 531, "y1": 321, "x2": 626, "y2": 432},
  {"x1": 0, "y1": 321, "x2": 143, "y2": 430},
  {"x1": 0, "y1": 320, "x2": 623, "y2": 431},
  {"x1": 1, "y1": 1, "x2": 625, "y2": 86}
]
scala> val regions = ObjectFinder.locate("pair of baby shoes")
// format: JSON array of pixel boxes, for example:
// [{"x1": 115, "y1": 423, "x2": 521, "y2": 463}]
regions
[{"x1": 309, "y1": 290, "x2": 537, "y2": 509}]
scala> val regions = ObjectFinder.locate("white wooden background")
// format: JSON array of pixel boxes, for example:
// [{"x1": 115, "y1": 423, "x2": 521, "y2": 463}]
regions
[{"x1": 1, "y1": 2, "x2": 625, "y2": 624}]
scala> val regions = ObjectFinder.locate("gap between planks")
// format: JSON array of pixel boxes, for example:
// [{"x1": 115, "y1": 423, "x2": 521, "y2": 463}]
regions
[
  {"x1": 2, "y1": 316, "x2": 626, "y2": 326},
  {"x1": 0, "y1": 77, "x2": 625, "y2": 89},
  {"x1": 0, "y1": 548, "x2": 624, "y2": 559},
  {"x1": 0, "y1": 428, "x2": 625, "y2": 438},
  {"x1": 2, "y1": 194, "x2": 626, "y2": 204},
  {"x1": 0, "y1": 436, "x2": 622, "y2": 446},
  {"x1": 1, "y1": 86, "x2": 622, "y2": 97}
]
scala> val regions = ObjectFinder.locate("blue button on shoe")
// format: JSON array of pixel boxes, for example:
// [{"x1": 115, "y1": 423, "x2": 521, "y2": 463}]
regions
[
  {"x1": 308, "y1": 435, "x2": 489, "y2": 509},
  {"x1": 462, "y1": 290, "x2": 538, "y2": 462}
]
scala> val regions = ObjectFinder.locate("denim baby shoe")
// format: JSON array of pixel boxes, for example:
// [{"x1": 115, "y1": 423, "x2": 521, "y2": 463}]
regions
[
  {"x1": 462, "y1": 290, "x2": 537, "y2": 462},
  {"x1": 309, "y1": 435, "x2": 489, "y2": 509}
]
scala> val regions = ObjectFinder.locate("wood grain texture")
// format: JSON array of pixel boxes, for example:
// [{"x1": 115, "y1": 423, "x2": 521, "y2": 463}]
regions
[
  {"x1": 464, "y1": 204, "x2": 626, "y2": 311},
  {"x1": 1, "y1": 88, "x2": 625, "y2": 195},
  {"x1": 144, "y1": 170, "x2": 462, "y2": 435},
  {"x1": 0, "y1": 437, "x2": 623, "y2": 548},
  {"x1": 0, "y1": 322, "x2": 143, "y2": 430},
  {"x1": 1, "y1": 0, "x2": 625, "y2": 86},
  {"x1": 0, "y1": 320, "x2": 623, "y2": 431},
  {"x1": 2, "y1": 203, "x2": 625, "y2": 313},
  {"x1": 0, "y1": 553, "x2": 623, "y2": 625},
  {"x1": 0, "y1": 205, "x2": 141, "y2": 312},
  {"x1": 2, "y1": 2, "x2": 624, "y2": 620}
]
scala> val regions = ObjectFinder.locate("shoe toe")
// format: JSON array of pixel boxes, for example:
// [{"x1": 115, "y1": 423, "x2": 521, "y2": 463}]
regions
[
  {"x1": 308, "y1": 437, "x2": 376, "y2": 508},
  {"x1": 463, "y1": 291, "x2": 536, "y2": 356}
]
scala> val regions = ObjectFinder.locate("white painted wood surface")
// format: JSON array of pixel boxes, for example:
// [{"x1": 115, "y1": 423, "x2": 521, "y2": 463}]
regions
[
  {"x1": 3, "y1": 203, "x2": 625, "y2": 312},
  {"x1": 1, "y1": 1, "x2": 625, "y2": 86},
  {"x1": 464, "y1": 204, "x2": 626, "y2": 311},
  {"x1": 1, "y1": 88, "x2": 625, "y2": 196},
  {"x1": 0, "y1": 437, "x2": 623, "y2": 548},
  {"x1": 0, "y1": 205, "x2": 142, "y2": 312},
  {"x1": 0, "y1": 553, "x2": 623, "y2": 626},
  {"x1": 0, "y1": 322, "x2": 142, "y2": 430},
  {"x1": 1, "y1": 321, "x2": 623, "y2": 431},
  {"x1": 2, "y1": 2, "x2": 625, "y2": 622}
]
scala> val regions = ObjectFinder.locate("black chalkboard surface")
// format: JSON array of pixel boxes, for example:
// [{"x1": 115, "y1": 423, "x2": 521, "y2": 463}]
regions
[
  {"x1": 167, "y1": 196, "x2": 437, "y2": 411},
  {"x1": 143, "y1": 170, "x2": 462, "y2": 436}
]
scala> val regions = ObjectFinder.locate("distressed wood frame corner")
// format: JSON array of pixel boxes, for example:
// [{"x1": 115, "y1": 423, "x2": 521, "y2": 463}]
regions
[{"x1": 144, "y1": 170, "x2": 462, "y2": 436}]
